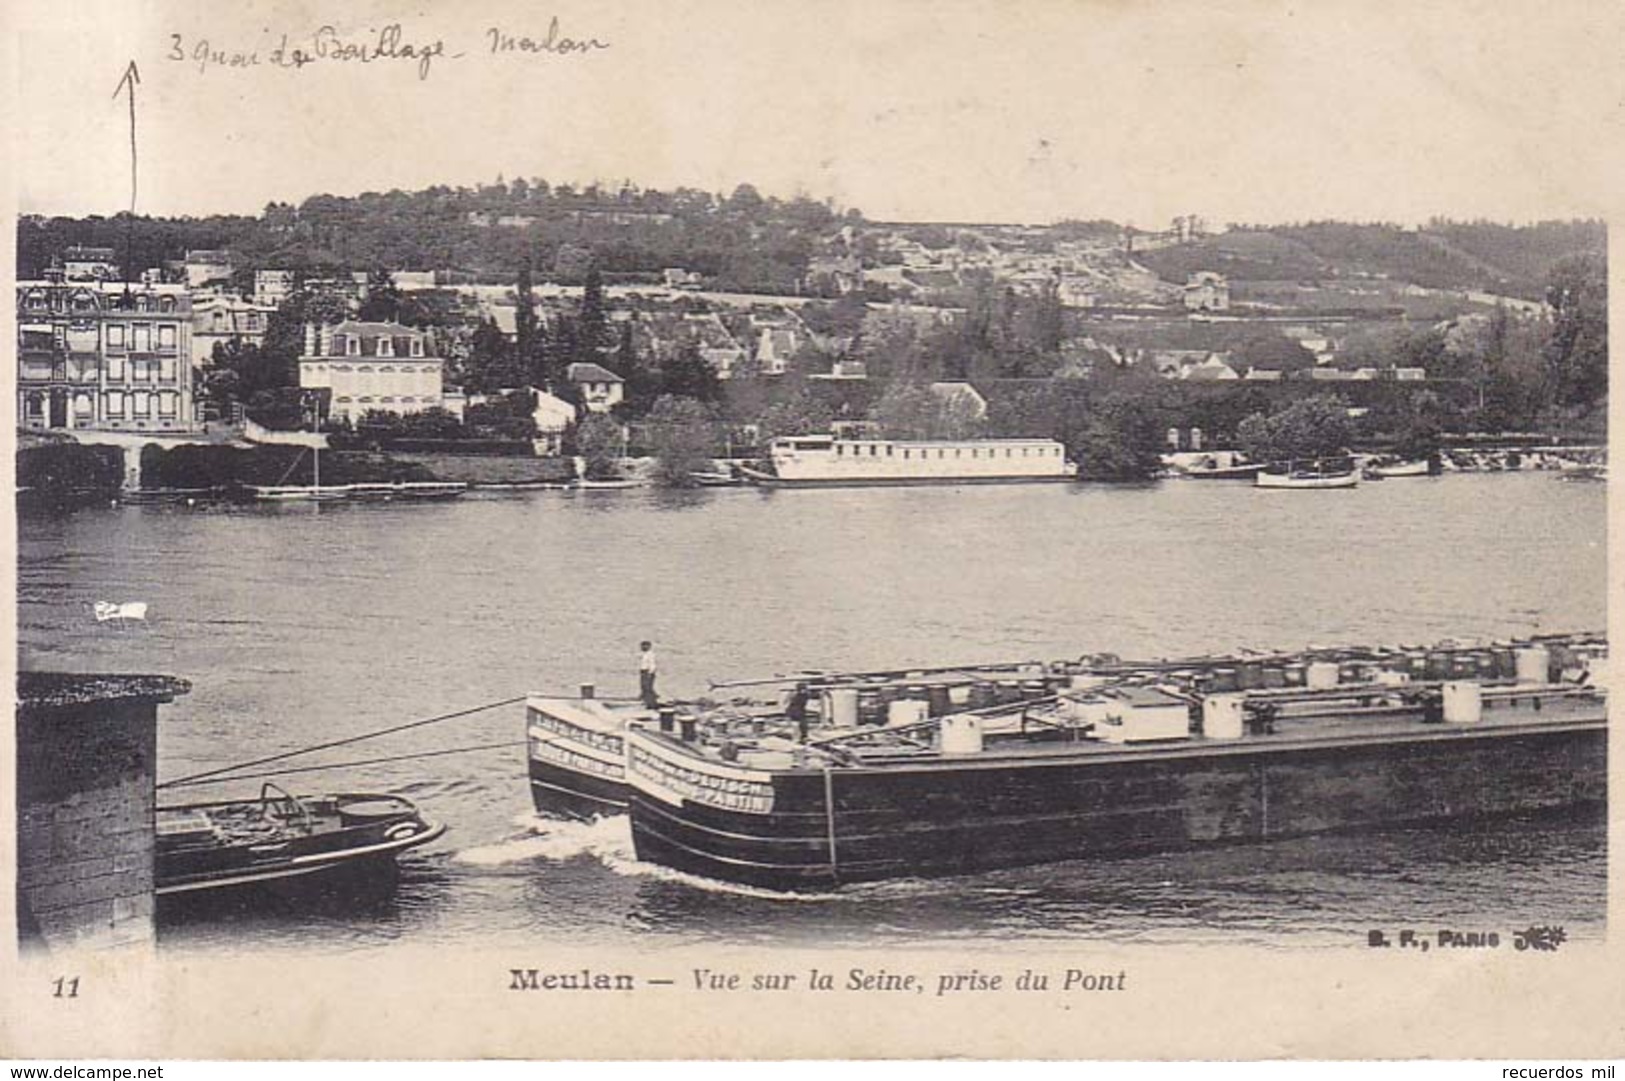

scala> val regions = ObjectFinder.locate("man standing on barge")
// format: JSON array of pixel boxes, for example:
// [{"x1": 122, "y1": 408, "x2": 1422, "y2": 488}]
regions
[{"x1": 639, "y1": 641, "x2": 659, "y2": 709}]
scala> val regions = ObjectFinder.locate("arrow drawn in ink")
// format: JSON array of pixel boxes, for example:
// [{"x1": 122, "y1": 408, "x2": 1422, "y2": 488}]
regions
[{"x1": 113, "y1": 60, "x2": 141, "y2": 213}]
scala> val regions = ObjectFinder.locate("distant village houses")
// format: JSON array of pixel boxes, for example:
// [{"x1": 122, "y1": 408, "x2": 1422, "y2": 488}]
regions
[{"x1": 1184, "y1": 271, "x2": 1231, "y2": 312}]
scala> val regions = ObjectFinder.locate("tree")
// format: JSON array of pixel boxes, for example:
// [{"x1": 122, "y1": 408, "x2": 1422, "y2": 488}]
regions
[
  {"x1": 1392, "y1": 390, "x2": 1448, "y2": 461},
  {"x1": 1543, "y1": 254, "x2": 1606, "y2": 411},
  {"x1": 868, "y1": 383, "x2": 941, "y2": 439},
  {"x1": 1237, "y1": 395, "x2": 1353, "y2": 463},
  {"x1": 660, "y1": 342, "x2": 721, "y2": 402},
  {"x1": 575, "y1": 413, "x2": 624, "y2": 480},
  {"x1": 754, "y1": 384, "x2": 836, "y2": 441},
  {"x1": 467, "y1": 316, "x2": 524, "y2": 392},
  {"x1": 357, "y1": 269, "x2": 402, "y2": 322},
  {"x1": 645, "y1": 395, "x2": 718, "y2": 486},
  {"x1": 579, "y1": 265, "x2": 608, "y2": 364},
  {"x1": 1073, "y1": 391, "x2": 1165, "y2": 481},
  {"x1": 1231, "y1": 329, "x2": 1317, "y2": 374},
  {"x1": 515, "y1": 258, "x2": 545, "y2": 385}
]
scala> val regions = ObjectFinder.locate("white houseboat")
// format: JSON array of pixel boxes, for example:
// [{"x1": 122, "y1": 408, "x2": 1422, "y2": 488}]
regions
[{"x1": 743, "y1": 435, "x2": 1074, "y2": 487}]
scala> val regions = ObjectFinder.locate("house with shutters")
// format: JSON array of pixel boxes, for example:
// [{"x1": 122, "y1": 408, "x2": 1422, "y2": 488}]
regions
[{"x1": 298, "y1": 321, "x2": 449, "y2": 424}]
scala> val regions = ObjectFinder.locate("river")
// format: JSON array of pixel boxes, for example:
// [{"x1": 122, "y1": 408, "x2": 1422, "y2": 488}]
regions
[{"x1": 14, "y1": 472, "x2": 1607, "y2": 951}]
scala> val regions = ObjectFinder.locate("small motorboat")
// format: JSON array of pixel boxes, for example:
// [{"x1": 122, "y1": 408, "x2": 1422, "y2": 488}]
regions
[
  {"x1": 689, "y1": 469, "x2": 745, "y2": 487},
  {"x1": 1558, "y1": 463, "x2": 1608, "y2": 483},
  {"x1": 1255, "y1": 458, "x2": 1359, "y2": 489},
  {"x1": 1362, "y1": 457, "x2": 1433, "y2": 480},
  {"x1": 247, "y1": 485, "x2": 352, "y2": 502},
  {"x1": 156, "y1": 784, "x2": 444, "y2": 897}
]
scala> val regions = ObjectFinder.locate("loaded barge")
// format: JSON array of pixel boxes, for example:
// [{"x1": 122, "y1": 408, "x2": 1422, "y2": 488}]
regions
[{"x1": 528, "y1": 636, "x2": 1607, "y2": 890}]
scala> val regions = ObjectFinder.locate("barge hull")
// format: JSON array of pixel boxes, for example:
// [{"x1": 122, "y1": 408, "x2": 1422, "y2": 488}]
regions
[
  {"x1": 528, "y1": 757, "x2": 630, "y2": 818},
  {"x1": 629, "y1": 721, "x2": 1605, "y2": 891}
]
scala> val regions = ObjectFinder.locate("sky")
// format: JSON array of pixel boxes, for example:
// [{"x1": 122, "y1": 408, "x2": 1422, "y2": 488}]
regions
[{"x1": 10, "y1": 0, "x2": 1625, "y2": 228}]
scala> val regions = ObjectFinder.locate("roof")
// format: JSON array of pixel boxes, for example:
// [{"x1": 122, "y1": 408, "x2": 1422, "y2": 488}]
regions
[
  {"x1": 566, "y1": 362, "x2": 625, "y2": 383},
  {"x1": 331, "y1": 320, "x2": 422, "y2": 336},
  {"x1": 18, "y1": 672, "x2": 191, "y2": 712}
]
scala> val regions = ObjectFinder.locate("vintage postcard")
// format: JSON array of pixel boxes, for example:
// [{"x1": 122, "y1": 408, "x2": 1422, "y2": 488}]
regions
[{"x1": 3, "y1": 0, "x2": 1621, "y2": 1063}]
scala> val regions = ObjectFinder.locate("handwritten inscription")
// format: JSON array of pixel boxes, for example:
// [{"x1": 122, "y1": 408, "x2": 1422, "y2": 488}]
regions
[
  {"x1": 488, "y1": 17, "x2": 610, "y2": 57},
  {"x1": 166, "y1": 19, "x2": 609, "y2": 81}
]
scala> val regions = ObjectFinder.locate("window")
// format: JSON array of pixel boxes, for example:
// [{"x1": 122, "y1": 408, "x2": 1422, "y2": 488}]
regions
[
  {"x1": 105, "y1": 391, "x2": 125, "y2": 417},
  {"x1": 131, "y1": 359, "x2": 151, "y2": 382},
  {"x1": 837, "y1": 445, "x2": 844, "y2": 456},
  {"x1": 955, "y1": 449, "x2": 962, "y2": 458},
  {"x1": 157, "y1": 324, "x2": 177, "y2": 351},
  {"x1": 74, "y1": 393, "x2": 93, "y2": 417},
  {"x1": 346, "y1": 336, "x2": 361, "y2": 357},
  {"x1": 159, "y1": 355, "x2": 176, "y2": 381},
  {"x1": 376, "y1": 336, "x2": 394, "y2": 357},
  {"x1": 132, "y1": 391, "x2": 151, "y2": 417},
  {"x1": 158, "y1": 392, "x2": 177, "y2": 417},
  {"x1": 108, "y1": 355, "x2": 126, "y2": 381},
  {"x1": 132, "y1": 324, "x2": 151, "y2": 352},
  {"x1": 410, "y1": 337, "x2": 424, "y2": 357},
  {"x1": 903, "y1": 449, "x2": 910, "y2": 460},
  {"x1": 869, "y1": 445, "x2": 877, "y2": 457},
  {"x1": 107, "y1": 324, "x2": 126, "y2": 348},
  {"x1": 886, "y1": 446, "x2": 893, "y2": 457},
  {"x1": 213, "y1": 311, "x2": 226, "y2": 329},
  {"x1": 25, "y1": 393, "x2": 44, "y2": 417},
  {"x1": 159, "y1": 296, "x2": 175, "y2": 312}
]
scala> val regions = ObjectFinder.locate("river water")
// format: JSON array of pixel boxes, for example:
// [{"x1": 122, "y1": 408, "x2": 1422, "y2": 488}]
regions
[{"x1": 15, "y1": 473, "x2": 1607, "y2": 951}]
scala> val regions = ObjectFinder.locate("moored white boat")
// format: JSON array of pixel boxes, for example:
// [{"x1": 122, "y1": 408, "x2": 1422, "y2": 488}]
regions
[
  {"x1": 1363, "y1": 457, "x2": 1433, "y2": 479},
  {"x1": 1255, "y1": 459, "x2": 1359, "y2": 489},
  {"x1": 248, "y1": 484, "x2": 353, "y2": 502}
]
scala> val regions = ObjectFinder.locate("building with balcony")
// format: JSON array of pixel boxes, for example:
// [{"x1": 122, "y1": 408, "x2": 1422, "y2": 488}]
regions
[
  {"x1": 298, "y1": 321, "x2": 448, "y2": 424},
  {"x1": 16, "y1": 275, "x2": 198, "y2": 433},
  {"x1": 191, "y1": 293, "x2": 277, "y2": 366}
]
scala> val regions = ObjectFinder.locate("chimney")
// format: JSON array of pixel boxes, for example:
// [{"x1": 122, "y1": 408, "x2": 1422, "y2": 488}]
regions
[
  {"x1": 303, "y1": 324, "x2": 317, "y2": 356},
  {"x1": 319, "y1": 324, "x2": 333, "y2": 356}
]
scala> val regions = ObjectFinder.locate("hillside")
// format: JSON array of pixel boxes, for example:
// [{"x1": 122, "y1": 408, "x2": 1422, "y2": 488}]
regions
[{"x1": 1137, "y1": 220, "x2": 1604, "y2": 301}]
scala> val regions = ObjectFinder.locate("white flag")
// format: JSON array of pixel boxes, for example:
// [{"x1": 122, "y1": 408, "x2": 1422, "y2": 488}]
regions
[{"x1": 94, "y1": 601, "x2": 148, "y2": 622}]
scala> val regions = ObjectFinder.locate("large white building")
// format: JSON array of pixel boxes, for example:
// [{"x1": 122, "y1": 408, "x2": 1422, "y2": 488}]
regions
[{"x1": 299, "y1": 321, "x2": 449, "y2": 424}]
